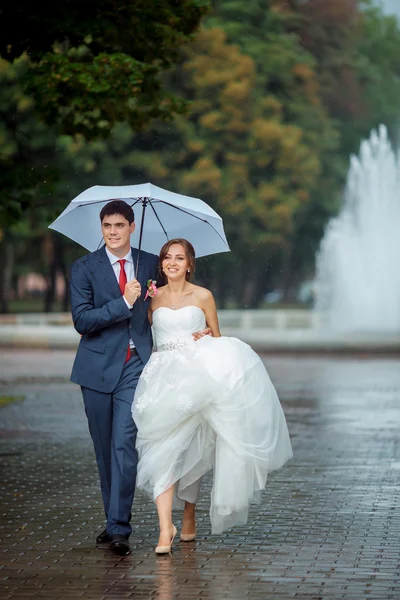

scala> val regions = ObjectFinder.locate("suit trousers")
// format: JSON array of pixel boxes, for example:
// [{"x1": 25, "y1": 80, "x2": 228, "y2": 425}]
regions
[{"x1": 81, "y1": 353, "x2": 143, "y2": 538}]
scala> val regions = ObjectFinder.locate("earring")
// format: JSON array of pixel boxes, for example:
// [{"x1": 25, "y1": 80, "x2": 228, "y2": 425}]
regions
[{"x1": 187, "y1": 270, "x2": 190, "y2": 274}]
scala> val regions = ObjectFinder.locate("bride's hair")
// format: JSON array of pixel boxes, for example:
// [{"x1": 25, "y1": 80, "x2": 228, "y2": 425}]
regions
[{"x1": 159, "y1": 238, "x2": 196, "y2": 282}]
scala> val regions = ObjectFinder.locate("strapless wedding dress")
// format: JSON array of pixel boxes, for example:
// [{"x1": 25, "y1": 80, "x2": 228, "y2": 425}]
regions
[{"x1": 132, "y1": 306, "x2": 293, "y2": 533}]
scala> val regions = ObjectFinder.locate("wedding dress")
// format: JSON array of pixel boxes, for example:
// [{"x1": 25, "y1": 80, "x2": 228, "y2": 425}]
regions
[{"x1": 132, "y1": 306, "x2": 293, "y2": 534}]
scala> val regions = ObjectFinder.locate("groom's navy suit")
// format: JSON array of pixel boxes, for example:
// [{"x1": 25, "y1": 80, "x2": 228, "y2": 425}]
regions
[{"x1": 70, "y1": 245, "x2": 158, "y2": 538}]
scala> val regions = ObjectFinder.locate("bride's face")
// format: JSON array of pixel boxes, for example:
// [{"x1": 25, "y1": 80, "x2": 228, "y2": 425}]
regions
[{"x1": 162, "y1": 244, "x2": 189, "y2": 281}]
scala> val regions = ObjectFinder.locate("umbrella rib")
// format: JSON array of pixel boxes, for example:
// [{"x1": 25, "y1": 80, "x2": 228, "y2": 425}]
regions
[
  {"x1": 73, "y1": 197, "x2": 143, "y2": 207},
  {"x1": 70, "y1": 196, "x2": 229, "y2": 252},
  {"x1": 129, "y1": 198, "x2": 142, "y2": 208},
  {"x1": 156, "y1": 201, "x2": 229, "y2": 249},
  {"x1": 148, "y1": 201, "x2": 169, "y2": 242}
]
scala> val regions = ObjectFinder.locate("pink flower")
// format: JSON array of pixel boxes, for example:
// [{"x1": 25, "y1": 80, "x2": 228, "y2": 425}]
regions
[{"x1": 144, "y1": 279, "x2": 158, "y2": 301}]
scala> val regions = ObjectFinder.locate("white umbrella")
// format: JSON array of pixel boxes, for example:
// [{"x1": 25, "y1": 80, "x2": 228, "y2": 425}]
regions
[{"x1": 49, "y1": 183, "x2": 230, "y2": 266}]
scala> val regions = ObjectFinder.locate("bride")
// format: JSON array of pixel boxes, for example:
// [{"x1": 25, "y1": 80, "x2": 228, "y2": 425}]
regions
[{"x1": 132, "y1": 238, "x2": 293, "y2": 554}]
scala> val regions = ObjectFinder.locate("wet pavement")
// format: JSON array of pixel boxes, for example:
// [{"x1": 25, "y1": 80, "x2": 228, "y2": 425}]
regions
[{"x1": 0, "y1": 349, "x2": 399, "y2": 599}]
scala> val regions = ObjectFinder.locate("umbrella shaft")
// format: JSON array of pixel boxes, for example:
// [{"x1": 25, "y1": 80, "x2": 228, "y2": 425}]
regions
[{"x1": 136, "y1": 198, "x2": 148, "y2": 274}]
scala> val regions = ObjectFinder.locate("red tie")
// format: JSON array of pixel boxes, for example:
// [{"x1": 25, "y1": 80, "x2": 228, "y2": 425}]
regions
[{"x1": 118, "y1": 259, "x2": 131, "y2": 363}]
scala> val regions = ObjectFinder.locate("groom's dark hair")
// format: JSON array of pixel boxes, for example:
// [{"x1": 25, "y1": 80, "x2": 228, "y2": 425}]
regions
[{"x1": 100, "y1": 200, "x2": 135, "y2": 224}]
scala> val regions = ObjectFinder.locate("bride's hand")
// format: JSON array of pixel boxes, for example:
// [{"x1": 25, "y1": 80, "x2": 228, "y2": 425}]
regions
[{"x1": 192, "y1": 327, "x2": 212, "y2": 341}]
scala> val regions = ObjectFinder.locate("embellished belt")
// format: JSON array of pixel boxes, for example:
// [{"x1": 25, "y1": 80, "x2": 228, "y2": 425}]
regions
[{"x1": 156, "y1": 340, "x2": 191, "y2": 352}]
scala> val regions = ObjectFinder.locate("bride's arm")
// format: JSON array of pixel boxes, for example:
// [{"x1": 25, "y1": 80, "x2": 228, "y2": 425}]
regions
[{"x1": 202, "y1": 290, "x2": 221, "y2": 338}]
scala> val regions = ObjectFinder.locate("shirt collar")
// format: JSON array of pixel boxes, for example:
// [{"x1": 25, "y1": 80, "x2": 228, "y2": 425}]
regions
[{"x1": 105, "y1": 247, "x2": 132, "y2": 265}]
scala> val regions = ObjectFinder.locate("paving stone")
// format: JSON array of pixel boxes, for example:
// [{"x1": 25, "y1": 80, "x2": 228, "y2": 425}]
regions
[{"x1": 1, "y1": 351, "x2": 400, "y2": 598}]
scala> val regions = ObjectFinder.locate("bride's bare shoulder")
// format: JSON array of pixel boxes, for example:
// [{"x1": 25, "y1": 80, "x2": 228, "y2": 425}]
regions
[
  {"x1": 155, "y1": 285, "x2": 168, "y2": 298},
  {"x1": 190, "y1": 284, "x2": 214, "y2": 302}
]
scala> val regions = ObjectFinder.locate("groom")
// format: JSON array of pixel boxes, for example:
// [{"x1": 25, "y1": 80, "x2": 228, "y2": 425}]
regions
[{"x1": 70, "y1": 200, "x2": 158, "y2": 556}]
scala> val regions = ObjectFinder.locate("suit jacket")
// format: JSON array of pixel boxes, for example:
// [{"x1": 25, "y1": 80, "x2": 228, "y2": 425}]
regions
[{"x1": 70, "y1": 246, "x2": 159, "y2": 393}]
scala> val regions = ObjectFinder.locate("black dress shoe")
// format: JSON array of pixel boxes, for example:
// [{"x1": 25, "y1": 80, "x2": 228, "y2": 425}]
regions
[
  {"x1": 110, "y1": 534, "x2": 130, "y2": 556},
  {"x1": 96, "y1": 529, "x2": 112, "y2": 544},
  {"x1": 96, "y1": 529, "x2": 111, "y2": 544}
]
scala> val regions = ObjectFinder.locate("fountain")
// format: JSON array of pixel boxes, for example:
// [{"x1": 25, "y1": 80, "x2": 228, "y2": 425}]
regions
[{"x1": 315, "y1": 125, "x2": 400, "y2": 332}]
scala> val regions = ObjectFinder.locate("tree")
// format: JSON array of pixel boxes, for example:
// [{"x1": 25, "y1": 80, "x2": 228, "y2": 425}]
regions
[
  {"x1": 206, "y1": 1, "x2": 400, "y2": 295},
  {"x1": 0, "y1": 1, "x2": 210, "y2": 228},
  {"x1": 0, "y1": 57, "x2": 59, "y2": 311},
  {"x1": 0, "y1": 1, "x2": 210, "y2": 138},
  {"x1": 0, "y1": 58, "x2": 57, "y2": 225},
  {"x1": 6, "y1": 0, "x2": 400, "y2": 312},
  {"x1": 96, "y1": 23, "x2": 338, "y2": 306},
  {"x1": 356, "y1": 2, "x2": 400, "y2": 143},
  {"x1": 0, "y1": 1, "x2": 211, "y2": 312},
  {"x1": 286, "y1": 0, "x2": 400, "y2": 286},
  {"x1": 188, "y1": 2, "x2": 341, "y2": 303}
]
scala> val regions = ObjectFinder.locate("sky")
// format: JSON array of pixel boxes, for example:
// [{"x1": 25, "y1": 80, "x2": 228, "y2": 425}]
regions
[{"x1": 378, "y1": 0, "x2": 400, "y2": 19}]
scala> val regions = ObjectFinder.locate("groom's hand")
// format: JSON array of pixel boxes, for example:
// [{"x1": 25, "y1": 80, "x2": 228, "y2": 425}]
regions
[
  {"x1": 124, "y1": 279, "x2": 142, "y2": 306},
  {"x1": 192, "y1": 327, "x2": 212, "y2": 341}
]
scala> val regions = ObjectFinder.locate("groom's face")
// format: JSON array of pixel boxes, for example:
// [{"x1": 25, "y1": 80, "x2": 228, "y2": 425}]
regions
[{"x1": 101, "y1": 213, "x2": 135, "y2": 256}]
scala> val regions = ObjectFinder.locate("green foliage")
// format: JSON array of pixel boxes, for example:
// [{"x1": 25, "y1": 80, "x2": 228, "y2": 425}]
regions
[
  {"x1": 285, "y1": 0, "x2": 400, "y2": 285},
  {"x1": 0, "y1": 1, "x2": 210, "y2": 138},
  {"x1": 155, "y1": 2, "x2": 341, "y2": 303},
  {"x1": 27, "y1": 49, "x2": 186, "y2": 138},
  {"x1": 0, "y1": 395, "x2": 23, "y2": 407},
  {"x1": 64, "y1": 19, "x2": 337, "y2": 305},
  {"x1": 0, "y1": 0, "x2": 210, "y2": 229},
  {"x1": 1, "y1": 1, "x2": 210, "y2": 63},
  {"x1": 3, "y1": 0, "x2": 400, "y2": 310},
  {"x1": 356, "y1": 2, "x2": 400, "y2": 139},
  {"x1": 0, "y1": 56, "x2": 57, "y2": 227}
]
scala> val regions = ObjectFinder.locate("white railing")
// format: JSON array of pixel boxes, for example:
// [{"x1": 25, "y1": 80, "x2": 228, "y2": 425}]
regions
[
  {"x1": 218, "y1": 309, "x2": 322, "y2": 330},
  {"x1": 0, "y1": 309, "x2": 321, "y2": 329}
]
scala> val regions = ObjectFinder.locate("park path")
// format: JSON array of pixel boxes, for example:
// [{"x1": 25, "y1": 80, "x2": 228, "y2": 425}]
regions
[{"x1": 1, "y1": 349, "x2": 399, "y2": 599}]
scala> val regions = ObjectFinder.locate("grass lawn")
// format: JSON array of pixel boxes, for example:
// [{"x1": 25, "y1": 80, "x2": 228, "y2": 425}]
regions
[
  {"x1": 8, "y1": 299, "x2": 67, "y2": 313},
  {"x1": 0, "y1": 396, "x2": 24, "y2": 407}
]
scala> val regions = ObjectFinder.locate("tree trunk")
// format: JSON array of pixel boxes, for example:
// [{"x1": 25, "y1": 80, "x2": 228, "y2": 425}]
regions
[
  {"x1": 279, "y1": 245, "x2": 294, "y2": 302},
  {"x1": 242, "y1": 273, "x2": 262, "y2": 308},
  {"x1": 59, "y1": 242, "x2": 70, "y2": 312},
  {"x1": 44, "y1": 232, "x2": 66, "y2": 313},
  {"x1": 215, "y1": 262, "x2": 230, "y2": 309},
  {"x1": 62, "y1": 271, "x2": 70, "y2": 312},
  {"x1": 0, "y1": 232, "x2": 14, "y2": 313},
  {"x1": 44, "y1": 260, "x2": 56, "y2": 313}
]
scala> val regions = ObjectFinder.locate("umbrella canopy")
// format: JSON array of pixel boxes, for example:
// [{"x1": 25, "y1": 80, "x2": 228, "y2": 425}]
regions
[{"x1": 49, "y1": 183, "x2": 230, "y2": 258}]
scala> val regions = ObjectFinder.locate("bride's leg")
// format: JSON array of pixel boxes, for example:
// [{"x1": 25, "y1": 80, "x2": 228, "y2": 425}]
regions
[
  {"x1": 155, "y1": 485, "x2": 175, "y2": 547},
  {"x1": 181, "y1": 501, "x2": 196, "y2": 536}
]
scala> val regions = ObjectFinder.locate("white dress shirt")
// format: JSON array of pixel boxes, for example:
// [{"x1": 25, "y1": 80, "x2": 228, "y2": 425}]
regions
[{"x1": 106, "y1": 247, "x2": 135, "y2": 349}]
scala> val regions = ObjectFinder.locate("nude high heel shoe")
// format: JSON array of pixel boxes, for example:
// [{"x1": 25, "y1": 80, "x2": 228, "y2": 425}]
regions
[
  {"x1": 180, "y1": 529, "x2": 196, "y2": 542},
  {"x1": 155, "y1": 525, "x2": 177, "y2": 555}
]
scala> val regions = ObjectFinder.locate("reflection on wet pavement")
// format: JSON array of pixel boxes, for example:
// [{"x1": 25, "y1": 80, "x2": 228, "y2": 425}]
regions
[{"x1": 1, "y1": 350, "x2": 400, "y2": 599}]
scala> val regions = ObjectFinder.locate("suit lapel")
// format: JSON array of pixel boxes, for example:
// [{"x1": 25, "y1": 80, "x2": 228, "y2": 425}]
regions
[{"x1": 96, "y1": 246, "x2": 122, "y2": 300}]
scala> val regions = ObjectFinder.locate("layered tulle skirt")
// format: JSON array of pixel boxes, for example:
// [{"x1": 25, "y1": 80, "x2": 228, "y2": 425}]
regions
[{"x1": 132, "y1": 336, "x2": 292, "y2": 533}]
